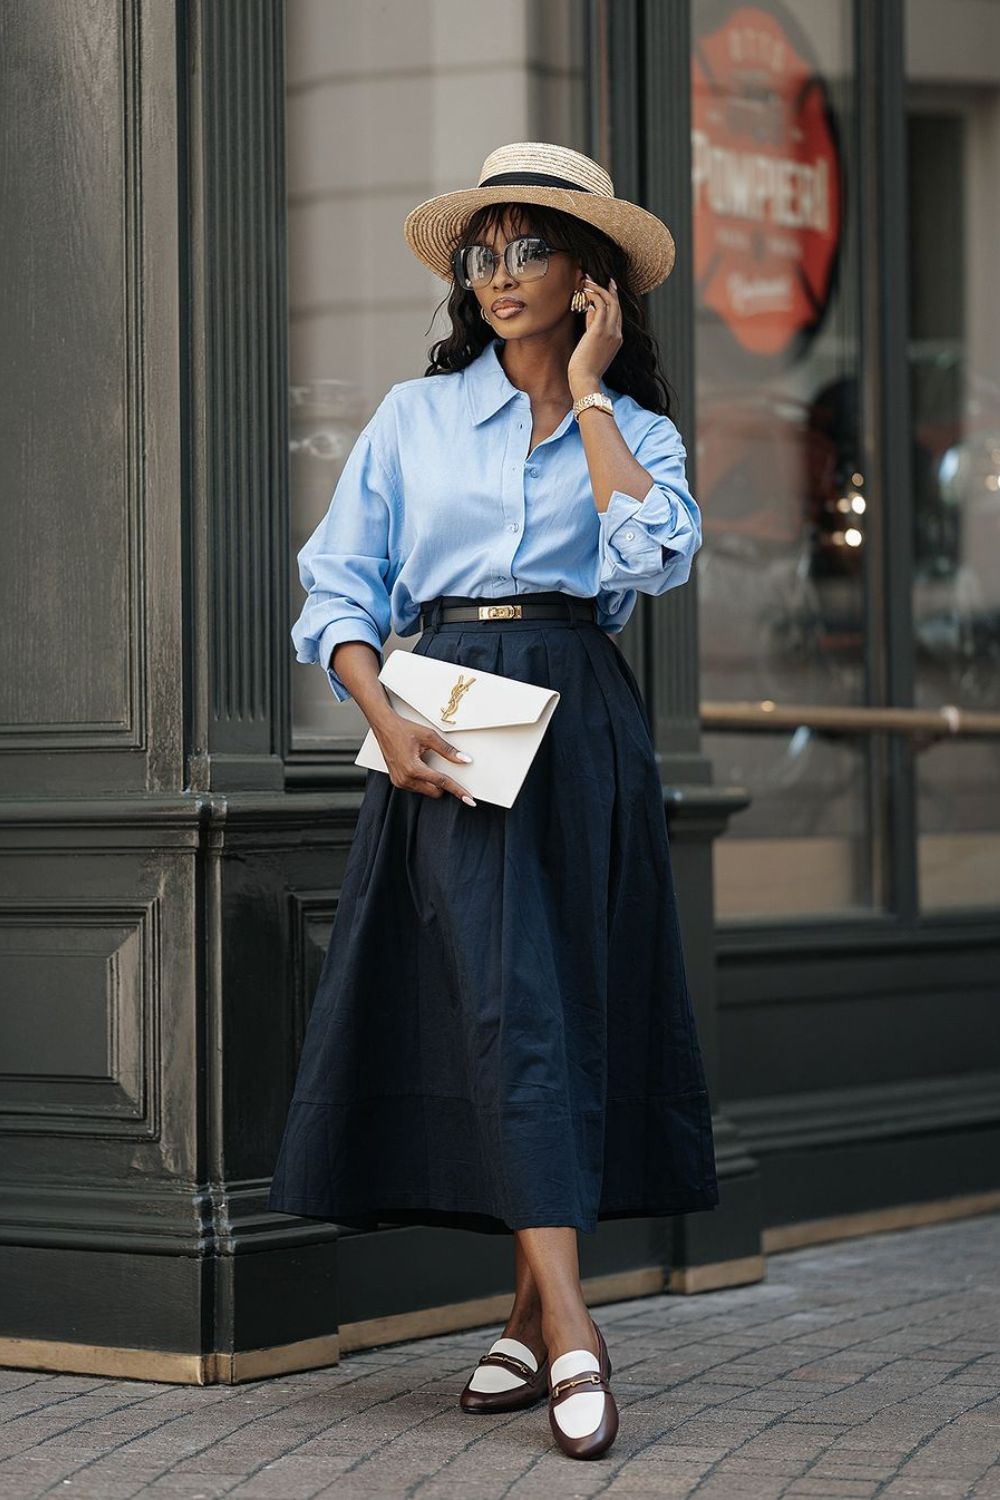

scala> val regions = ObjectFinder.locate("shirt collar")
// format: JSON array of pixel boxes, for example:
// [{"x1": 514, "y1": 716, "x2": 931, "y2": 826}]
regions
[{"x1": 464, "y1": 337, "x2": 614, "y2": 427}]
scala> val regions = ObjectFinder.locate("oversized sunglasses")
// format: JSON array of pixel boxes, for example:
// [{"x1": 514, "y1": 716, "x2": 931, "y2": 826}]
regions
[{"x1": 452, "y1": 235, "x2": 569, "y2": 289}]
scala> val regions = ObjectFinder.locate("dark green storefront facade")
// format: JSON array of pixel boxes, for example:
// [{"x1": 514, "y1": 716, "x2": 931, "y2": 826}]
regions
[{"x1": 1, "y1": 0, "x2": 997, "y2": 1381}]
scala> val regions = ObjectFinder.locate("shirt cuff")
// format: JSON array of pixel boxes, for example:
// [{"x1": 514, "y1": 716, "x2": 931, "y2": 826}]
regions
[
  {"x1": 600, "y1": 483, "x2": 678, "y2": 573},
  {"x1": 317, "y1": 618, "x2": 385, "y2": 703}
]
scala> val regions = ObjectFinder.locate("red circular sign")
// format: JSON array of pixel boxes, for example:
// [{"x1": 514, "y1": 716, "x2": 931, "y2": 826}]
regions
[{"x1": 692, "y1": 4, "x2": 841, "y2": 358}]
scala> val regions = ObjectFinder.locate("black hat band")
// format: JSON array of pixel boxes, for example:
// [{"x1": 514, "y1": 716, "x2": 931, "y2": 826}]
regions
[{"x1": 477, "y1": 170, "x2": 596, "y2": 193}]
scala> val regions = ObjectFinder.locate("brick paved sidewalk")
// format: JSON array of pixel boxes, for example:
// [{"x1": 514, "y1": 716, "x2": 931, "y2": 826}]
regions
[{"x1": 2, "y1": 1212, "x2": 999, "y2": 1499}]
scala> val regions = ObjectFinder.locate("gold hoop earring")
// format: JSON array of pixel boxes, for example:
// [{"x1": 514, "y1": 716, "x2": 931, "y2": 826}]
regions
[
  {"x1": 571, "y1": 289, "x2": 589, "y2": 314},
  {"x1": 480, "y1": 306, "x2": 491, "y2": 322}
]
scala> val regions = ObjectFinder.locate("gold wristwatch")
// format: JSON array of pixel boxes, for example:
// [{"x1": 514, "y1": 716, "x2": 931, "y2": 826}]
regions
[{"x1": 572, "y1": 391, "x2": 615, "y2": 422}]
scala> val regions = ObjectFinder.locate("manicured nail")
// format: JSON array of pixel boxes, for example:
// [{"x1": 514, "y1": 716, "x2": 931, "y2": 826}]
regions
[
  {"x1": 462, "y1": 795, "x2": 477, "y2": 807},
  {"x1": 610, "y1": 277, "x2": 616, "y2": 287},
  {"x1": 455, "y1": 751, "x2": 473, "y2": 762}
]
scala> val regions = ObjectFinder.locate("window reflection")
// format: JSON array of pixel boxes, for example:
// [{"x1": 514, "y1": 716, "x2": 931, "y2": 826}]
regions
[
  {"x1": 692, "y1": 0, "x2": 869, "y2": 919},
  {"x1": 288, "y1": 381, "x2": 369, "y2": 747},
  {"x1": 906, "y1": 1, "x2": 1000, "y2": 909},
  {"x1": 285, "y1": 0, "x2": 589, "y2": 750}
]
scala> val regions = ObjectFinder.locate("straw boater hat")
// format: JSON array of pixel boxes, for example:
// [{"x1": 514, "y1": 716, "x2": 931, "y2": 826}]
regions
[{"x1": 403, "y1": 142, "x2": 676, "y2": 297}]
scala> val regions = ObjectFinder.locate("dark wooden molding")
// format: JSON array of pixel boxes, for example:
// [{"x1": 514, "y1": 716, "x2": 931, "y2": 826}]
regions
[
  {"x1": 639, "y1": 1, "x2": 706, "y2": 770},
  {"x1": 184, "y1": 0, "x2": 290, "y2": 791},
  {"x1": 858, "y1": 0, "x2": 918, "y2": 919}
]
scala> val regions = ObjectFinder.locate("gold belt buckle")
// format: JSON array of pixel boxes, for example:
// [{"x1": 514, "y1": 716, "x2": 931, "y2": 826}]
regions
[{"x1": 479, "y1": 604, "x2": 522, "y2": 620}]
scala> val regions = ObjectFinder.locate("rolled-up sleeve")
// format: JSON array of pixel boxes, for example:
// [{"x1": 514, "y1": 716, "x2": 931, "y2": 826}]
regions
[
  {"x1": 597, "y1": 416, "x2": 702, "y2": 595},
  {"x1": 291, "y1": 421, "x2": 394, "y2": 704}
]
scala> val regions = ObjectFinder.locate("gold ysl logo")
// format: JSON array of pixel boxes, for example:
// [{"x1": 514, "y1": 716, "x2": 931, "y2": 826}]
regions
[{"x1": 440, "y1": 672, "x2": 476, "y2": 724}]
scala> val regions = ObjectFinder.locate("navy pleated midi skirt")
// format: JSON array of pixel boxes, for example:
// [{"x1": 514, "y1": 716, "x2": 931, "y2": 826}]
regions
[{"x1": 267, "y1": 590, "x2": 720, "y2": 1235}]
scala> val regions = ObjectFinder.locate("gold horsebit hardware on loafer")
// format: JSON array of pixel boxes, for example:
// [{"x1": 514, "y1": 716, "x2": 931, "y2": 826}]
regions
[
  {"x1": 550, "y1": 1371, "x2": 605, "y2": 1399},
  {"x1": 479, "y1": 603, "x2": 522, "y2": 619},
  {"x1": 478, "y1": 1351, "x2": 535, "y2": 1378}
]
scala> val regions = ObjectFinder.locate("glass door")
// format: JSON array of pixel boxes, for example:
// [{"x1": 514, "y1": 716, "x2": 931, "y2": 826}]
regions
[
  {"x1": 691, "y1": 0, "x2": 870, "y2": 920},
  {"x1": 905, "y1": 0, "x2": 1000, "y2": 911}
]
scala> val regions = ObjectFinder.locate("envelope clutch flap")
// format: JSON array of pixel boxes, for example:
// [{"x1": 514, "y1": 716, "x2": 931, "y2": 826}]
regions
[{"x1": 379, "y1": 647, "x2": 555, "y2": 730}]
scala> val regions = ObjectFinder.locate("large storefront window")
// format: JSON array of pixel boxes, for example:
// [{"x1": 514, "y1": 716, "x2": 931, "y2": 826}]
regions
[
  {"x1": 906, "y1": 0, "x2": 1000, "y2": 910},
  {"x1": 284, "y1": 2, "x2": 589, "y2": 751},
  {"x1": 691, "y1": 1, "x2": 866, "y2": 919}
]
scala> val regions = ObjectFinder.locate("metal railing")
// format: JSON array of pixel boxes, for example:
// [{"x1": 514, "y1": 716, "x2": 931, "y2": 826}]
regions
[{"x1": 701, "y1": 702, "x2": 1000, "y2": 740}]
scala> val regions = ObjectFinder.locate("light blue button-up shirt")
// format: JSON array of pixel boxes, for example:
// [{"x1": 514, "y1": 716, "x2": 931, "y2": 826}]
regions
[{"x1": 292, "y1": 337, "x2": 702, "y2": 701}]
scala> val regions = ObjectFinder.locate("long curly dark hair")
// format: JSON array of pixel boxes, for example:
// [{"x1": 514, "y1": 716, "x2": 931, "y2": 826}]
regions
[{"x1": 420, "y1": 202, "x2": 676, "y2": 419}]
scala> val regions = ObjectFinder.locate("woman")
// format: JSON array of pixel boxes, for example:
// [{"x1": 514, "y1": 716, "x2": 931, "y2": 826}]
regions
[{"x1": 268, "y1": 142, "x2": 720, "y2": 1461}]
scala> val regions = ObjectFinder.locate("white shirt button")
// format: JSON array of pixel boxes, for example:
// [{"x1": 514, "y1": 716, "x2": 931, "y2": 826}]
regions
[
  {"x1": 528, "y1": 465, "x2": 539, "y2": 477},
  {"x1": 623, "y1": 530, "x2": 635, "y2": 540},
  {"x1": 509, "y1": 522, "x2": 519, "y2": 531}
]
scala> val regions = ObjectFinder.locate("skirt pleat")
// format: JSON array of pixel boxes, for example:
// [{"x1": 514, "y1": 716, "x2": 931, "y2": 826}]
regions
[{"x1": 267, "y1": 596, "x2": 720, "y2": 1235}]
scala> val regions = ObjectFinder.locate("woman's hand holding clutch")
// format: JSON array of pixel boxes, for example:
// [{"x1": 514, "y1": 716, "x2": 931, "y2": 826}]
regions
[{"x1": 372, "y1": 711, "x2": 477, "y2": 806}]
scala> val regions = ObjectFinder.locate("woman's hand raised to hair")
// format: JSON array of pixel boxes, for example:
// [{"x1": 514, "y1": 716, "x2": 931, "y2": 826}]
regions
[{"x1": 567, "y1": 273, "x2": 623, "y2": 398}]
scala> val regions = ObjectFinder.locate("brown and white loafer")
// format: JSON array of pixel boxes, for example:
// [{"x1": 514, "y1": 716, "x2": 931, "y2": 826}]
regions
[
  {"x1": 459, "y1": 1335, "x2": 549, "y2": 1414},
  {"x1": 547, "y1": 1320, "x2": 618, "y2": 1459}
]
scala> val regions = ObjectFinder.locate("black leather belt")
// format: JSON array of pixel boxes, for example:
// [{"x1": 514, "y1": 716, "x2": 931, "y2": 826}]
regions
[{"x1": 419, "y1": 593, "x2": 597, "y2": 630}]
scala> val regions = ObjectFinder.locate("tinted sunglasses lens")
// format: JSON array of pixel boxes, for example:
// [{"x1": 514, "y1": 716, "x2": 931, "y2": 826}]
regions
[
  {"x1": 455, "y1": 245, "x2": 496, "y2": 288},
  {"x1": 509, "y1": 237, "x2": 550, "y2": 279}
]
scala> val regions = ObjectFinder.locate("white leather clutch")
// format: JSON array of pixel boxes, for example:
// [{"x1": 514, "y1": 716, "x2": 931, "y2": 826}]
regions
[{"x1": 355, "y1": 647, "x2": 560, "y2": 808}]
